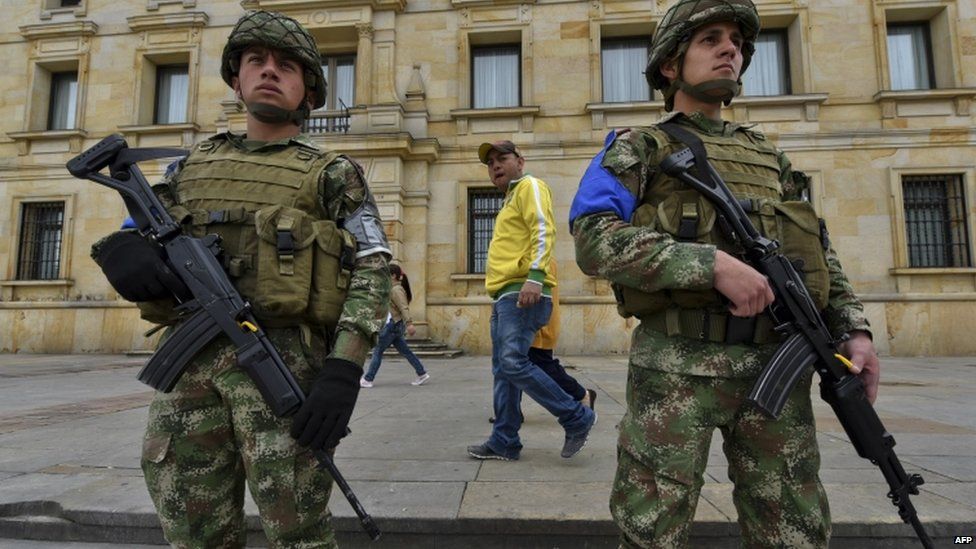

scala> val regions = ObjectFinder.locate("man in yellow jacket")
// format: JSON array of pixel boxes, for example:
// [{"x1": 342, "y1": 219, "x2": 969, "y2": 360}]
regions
[{"x1": 467, "y1": 140, "x2": 597, "y2": 461}]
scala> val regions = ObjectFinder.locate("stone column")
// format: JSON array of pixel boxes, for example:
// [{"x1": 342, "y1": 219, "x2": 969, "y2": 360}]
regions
[{"x1": 355, "y1": 22, "x2": 373, "y2": 106}]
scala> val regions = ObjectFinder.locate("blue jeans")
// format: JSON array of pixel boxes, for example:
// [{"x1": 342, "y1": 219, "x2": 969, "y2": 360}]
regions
[
  {"x1": 364, "y1": 320, "x2": 426, "y2": 381},
  {"x1": 487, "y1": 294, "x2": 594, "y2": 458}
]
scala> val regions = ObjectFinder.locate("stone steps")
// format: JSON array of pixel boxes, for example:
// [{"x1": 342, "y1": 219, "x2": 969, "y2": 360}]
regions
[{"x1": 379, "y1": 338, "x2": 464, "y2": 358}]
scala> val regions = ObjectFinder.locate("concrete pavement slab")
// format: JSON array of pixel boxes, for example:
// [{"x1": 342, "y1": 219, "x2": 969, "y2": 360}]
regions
[{"x1": 0, "y1": 353, "x2": 971, "y2": 548}]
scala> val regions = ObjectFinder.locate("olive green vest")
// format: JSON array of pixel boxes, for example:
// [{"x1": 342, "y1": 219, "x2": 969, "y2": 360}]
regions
[
  {"x1": 616, "y1": 124, "x2": 830, "y2": 318},
  {"x1": 139, "y1": 133, "x2": 355, "y2": 332}
]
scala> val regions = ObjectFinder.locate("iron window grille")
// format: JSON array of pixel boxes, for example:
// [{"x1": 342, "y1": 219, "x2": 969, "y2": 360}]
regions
[
  {"x1": 468, "y1": 188, "x2": 505, "y2": 273},
  {"x1": 902, "y1": 174, "x2": 971, "y2": 268},
  {"x1": 17, "y1": 201, "x2": 65, "y2": 280}
]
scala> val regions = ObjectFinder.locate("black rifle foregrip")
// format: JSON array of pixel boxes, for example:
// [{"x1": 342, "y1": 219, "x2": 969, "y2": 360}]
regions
[{"x1": 66, "y1": 133, "x2": 127, "y2": 178}]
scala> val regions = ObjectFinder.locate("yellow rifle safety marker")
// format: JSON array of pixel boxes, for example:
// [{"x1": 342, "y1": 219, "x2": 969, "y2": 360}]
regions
[
  {"x1": 240, "y1": 320, "x2": 258, "y2": 332},
  {"x1": 834, "y1": 353, "x2": 856, "y2": 372}
]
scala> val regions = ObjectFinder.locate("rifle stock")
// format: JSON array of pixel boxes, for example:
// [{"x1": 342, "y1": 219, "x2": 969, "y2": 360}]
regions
[
  {"x1": 69, "y1": 134, "x2": 381, "y2": 541},
  {"x1": 659, "y1": 135, "x2": 933, "y2": 548}
]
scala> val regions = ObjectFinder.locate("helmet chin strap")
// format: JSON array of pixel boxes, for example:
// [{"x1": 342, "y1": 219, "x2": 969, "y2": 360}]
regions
[
  {"x1": 663, "y1": 78, "x2": 740, "y2": 111},
  {"x1": 677, "y1": 78, "x2": 739, "y2": 106},
  {"x1": 245, "y1": 100, "x2": 309, "y2": 127}
]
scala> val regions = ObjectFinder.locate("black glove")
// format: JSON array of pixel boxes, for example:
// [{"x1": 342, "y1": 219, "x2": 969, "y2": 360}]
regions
[
  {"x1": 290, "y1": 358, "x2": 361, "y2": 451},
  {"x1": 92, "y1": 231, "x2": 187, "y2": 302}
]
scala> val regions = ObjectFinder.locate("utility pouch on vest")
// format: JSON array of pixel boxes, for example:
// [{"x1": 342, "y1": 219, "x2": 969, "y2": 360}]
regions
[
  {"x1": 254, "y1": 205, "x2": 316, "y2": 318},
  {"x1": 755, "y1": 200, "x2": 830, "y2": 311},
  {"x1": 306, "y1": 219, "x2": 356, "y2": 329}
]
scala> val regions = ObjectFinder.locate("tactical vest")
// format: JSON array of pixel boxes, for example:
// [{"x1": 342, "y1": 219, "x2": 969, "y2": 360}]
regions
[
  {"x1": 139, "y1": 134, "x2": 355, "y2": 332},
  {"x1": 616, "y1": 124, "x2": 830, "y2": 318}
]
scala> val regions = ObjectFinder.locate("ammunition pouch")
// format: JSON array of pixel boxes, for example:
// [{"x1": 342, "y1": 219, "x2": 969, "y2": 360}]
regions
[{"x1": 641, "y1": 307, "x2": 778, "y2": 345}]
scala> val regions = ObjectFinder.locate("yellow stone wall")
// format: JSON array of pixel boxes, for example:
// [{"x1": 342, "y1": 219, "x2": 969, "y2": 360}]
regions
[{"x1": 1, "y1": 0, "x2": 974, "y2": 356}]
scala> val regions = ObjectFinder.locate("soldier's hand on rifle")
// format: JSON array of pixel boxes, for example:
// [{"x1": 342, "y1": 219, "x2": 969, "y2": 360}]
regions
[
  {"x1": 290, "y1": 358, "x2": 362, "y2": 451},
  {"x1": 93, "y1": 231, "x2": 188, "y2": 303},
  {"x1": 839, "y1": 331, "x2": 880, "y2": 404},
  {"x1": 713, "y1": 250, "x2": 775, "y2": 317}
]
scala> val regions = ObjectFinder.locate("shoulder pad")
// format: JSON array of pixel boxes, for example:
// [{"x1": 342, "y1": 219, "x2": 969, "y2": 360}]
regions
[
  {"x1": 740, "y1": 125, "x2": 766, "y2": 141},
  {"x1": 291, "y1": 134, "x2": 322, "y2": 151}
]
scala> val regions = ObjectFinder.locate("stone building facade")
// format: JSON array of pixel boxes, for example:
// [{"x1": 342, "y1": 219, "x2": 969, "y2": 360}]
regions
[{"x1": 1, "y1": 0, "x2": 974, "y2": 356}]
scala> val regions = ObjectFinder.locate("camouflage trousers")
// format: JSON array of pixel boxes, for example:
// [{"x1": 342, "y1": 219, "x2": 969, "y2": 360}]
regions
[
  {"x1": 611, "y1": 330, "x2": 830, "y2": 548},
  {"x1": 141, "y1": 327, "x2": 337, "y2": 548}
]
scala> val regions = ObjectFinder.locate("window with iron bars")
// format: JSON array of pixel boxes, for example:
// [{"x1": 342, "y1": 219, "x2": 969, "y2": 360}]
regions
[
  {"x1": 467, "y1": 188, "x2": 505, "y2": 273},
  {"x1": 17, "y1": 201, "x2": 65, "y2": 280},
  {"x1": 902, "y1": 174, "x2": 971, "y2": 268}
]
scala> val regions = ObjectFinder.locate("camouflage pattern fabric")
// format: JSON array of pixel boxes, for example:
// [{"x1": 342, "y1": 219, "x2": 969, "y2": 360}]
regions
[
  {"x1": 137, "y1": 134, "x2": 390, "y2": 547},
  {"x1": 611, "y1": 330, "x2": 829, "y2": 547},
  {"x1": 572, "y1": 112, "x2": 868, "y2": 546},
  {"x1": 221, "y1": 10, "x2": 327, "y2": 109},
  {"x1": 142, "y1": 327, "x2": 337, "y2": 548}
]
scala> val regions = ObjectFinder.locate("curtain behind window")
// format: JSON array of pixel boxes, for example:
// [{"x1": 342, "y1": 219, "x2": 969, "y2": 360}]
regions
[
  {"x1": 48, "y1": 72, "x2": 77, "y2": 130},
  {"x1": 887, "y1": 25, "x2": 932, "y2": 90},
  {"x1": 602, "y1": 39, "x2": 650, "y2": 103},
  {"x1": 334, "y1": 57, "x2": 355, "y2": 109},
  {"x1": 156, "y1": 65, "x2": 189, "y2": 124},
  {"x1": 473, "y1": 46, "x2": 519, "y2": 108},
  {"x1": 742, "y1": 32, "x2": 789, "y2": 96}
]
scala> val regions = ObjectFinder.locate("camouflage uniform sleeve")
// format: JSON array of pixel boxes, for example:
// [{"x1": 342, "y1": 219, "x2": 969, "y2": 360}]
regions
[
  {"x1": 320, "y1": 157, "x2": 392, "y2": 366},
  {"x1": 778, "y1": 152, "x2": 872, "y2": 337},
  {"x1": 573, "y1": 131, "x2": 716, "y2": 293}
]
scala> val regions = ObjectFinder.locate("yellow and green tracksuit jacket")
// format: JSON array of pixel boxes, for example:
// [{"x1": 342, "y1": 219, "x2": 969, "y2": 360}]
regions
[{"x1": 485, "y1": 174, "x2": 557, "y2": 298}]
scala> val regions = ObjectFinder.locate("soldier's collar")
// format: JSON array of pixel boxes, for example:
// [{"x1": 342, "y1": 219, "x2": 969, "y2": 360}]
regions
[{"x1": 683, "y1": 111, "x2": 737, "y2": 135}]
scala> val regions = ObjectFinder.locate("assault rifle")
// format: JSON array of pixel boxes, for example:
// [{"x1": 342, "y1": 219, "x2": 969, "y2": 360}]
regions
[
  {"x1": 657, "y1": 126, "x2": 932, "y2": 549},
  {"x1": 67, "y1": 134, "x2": 381, "y2": 541}
]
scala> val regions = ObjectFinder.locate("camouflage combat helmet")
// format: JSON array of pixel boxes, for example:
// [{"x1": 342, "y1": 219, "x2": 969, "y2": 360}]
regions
[
  {"x1": 646, "y1": 0, "x2": 760, "y2": 110},
  {"x1": 221, "y1": 10, "x2": 327, "y2": 120}
]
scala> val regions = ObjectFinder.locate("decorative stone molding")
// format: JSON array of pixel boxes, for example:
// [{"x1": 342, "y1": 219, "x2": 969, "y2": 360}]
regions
[
  {"x1": 7, "y1": 129, "x2": 88, "y2": 156},
  {"x1": 147, "y1": 0, "x2": 196, "y2": 9},
  {"x1": 585, "y1": 101, "x2": 666, "y2": 130},
  {"x1": 39, "y1": 0, "x2": 86, "y2": 21},
  {"x1": 116, "y1": 123, "x2": 200, "y2": 148},
  {"x1": 730, "y1": 93, "x2": 829, "y2": 123},
  {"x1": 451, "y1": 0, "x2": 533, "y2": 8},
  {"x1": 449, "y1": 106, "x2": 540, "y2": 135},
  {"x1": 873, "y1": 89, "x2": 976, "y2": 119},
  {"x1": 241, "y1": 0, "x2": 406, "y2": 12},
  {"x1": 20, "y1": 20, "x2": 98, "y2": 41},
  {"x1": 127, "y1": 11, "x2": 209, "y2": 32}
]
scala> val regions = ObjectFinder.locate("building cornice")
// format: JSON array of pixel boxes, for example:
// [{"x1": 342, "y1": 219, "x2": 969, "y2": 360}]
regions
[
  {"x1": 127, "y1": 12, "x2": 210, "y2": 32},
  {"x1": 240, "y1": 0, "x2": 406, "y2": 12},
  {"x1": 20, "y1": 21, "x2": 98, "y2": 40}
]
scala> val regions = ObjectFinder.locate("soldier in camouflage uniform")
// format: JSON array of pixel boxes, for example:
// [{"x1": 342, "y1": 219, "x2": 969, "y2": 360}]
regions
[
  {"x1": 91, "y1": 10, "x2": 390, "y2": 548},
  {"x1": 568, "y1": 1, "x2": 881, "y2": 547}
]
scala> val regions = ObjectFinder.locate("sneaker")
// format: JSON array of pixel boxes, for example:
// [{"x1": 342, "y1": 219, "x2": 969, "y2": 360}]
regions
[
  {"x1": 359, "y1": 377, "x2": 373, "y2": 388},
  {"x1": 467, "y1": 442, "x2": 518, "y2": 461},
  {"x1": 561, "y1": 411, "x2": 597, "y2": 459},
  {"x1": 411, "y1": 373, "x2": 430, "y2": 386},
  {"x1": 581, "y1": 389, "x2": 597, "y2": 413}
]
